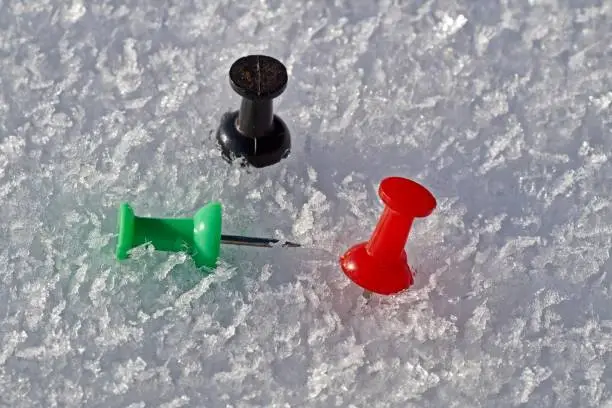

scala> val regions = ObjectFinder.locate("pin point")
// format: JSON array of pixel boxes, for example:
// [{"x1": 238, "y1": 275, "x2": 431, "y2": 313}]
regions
[
  {"x1": 339, "y1": 177, "x2": 436, "y2": 295},
  {"x1": 115, "y1": 202, "x2": 299, "y2": 270}
]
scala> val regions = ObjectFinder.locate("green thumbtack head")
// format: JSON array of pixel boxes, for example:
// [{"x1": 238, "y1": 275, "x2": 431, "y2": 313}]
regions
[{"x1": 115, "y1": 201, "x2": 299, "y2": 269}]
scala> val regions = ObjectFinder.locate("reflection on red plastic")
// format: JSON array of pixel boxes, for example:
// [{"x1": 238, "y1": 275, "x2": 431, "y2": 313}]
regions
[{"x1": 339, "y1": 177, "x2": 436, "y2": 295}]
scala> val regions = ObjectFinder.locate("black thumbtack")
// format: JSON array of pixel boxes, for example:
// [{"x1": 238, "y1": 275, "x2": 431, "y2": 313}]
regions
[{"x1": 216, "y1": 55, "x2": 291, "y2": 168}]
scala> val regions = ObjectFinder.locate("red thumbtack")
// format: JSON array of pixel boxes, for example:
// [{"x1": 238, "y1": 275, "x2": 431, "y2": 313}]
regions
[{"x1": 339, "y1": 176, "x2": 437, "y2": 295}]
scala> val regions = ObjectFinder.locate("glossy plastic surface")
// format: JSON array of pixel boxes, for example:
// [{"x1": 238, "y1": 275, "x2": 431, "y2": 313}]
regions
[
  {"x1": 216, "y1": 54, "x2": 291, "y2": 168},
  {"x1": 216, "y1": 111, "x2": 290, "y2": 167},
  {"x1": 115, "y1": 202, "x2": 222, "y2": 269},
  {"x1": 339, "y1": 177, "x2": 436, "y2": 295}
]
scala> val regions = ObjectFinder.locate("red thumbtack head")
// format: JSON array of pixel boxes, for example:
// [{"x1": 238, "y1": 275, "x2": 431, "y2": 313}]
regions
[{"x1": 339, "y1": 176, "x2": 437, "y2": 295}]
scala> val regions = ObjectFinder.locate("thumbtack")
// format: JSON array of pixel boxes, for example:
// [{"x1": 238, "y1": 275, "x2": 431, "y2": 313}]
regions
[
  {"x1": 216, "y1": 54, "x2": 291, "y2": 168},
  {"x1": 115, "y1": 202, "x2": 299, "y2": 270},
  {"x1": 339, "y1": 176, "x2": 436, "y2": 295}
]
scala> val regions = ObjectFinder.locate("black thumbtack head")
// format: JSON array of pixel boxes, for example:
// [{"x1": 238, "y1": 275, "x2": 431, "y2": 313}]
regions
[{"x1": 216, "y1": 55, "x2": 291, "y2": 168}]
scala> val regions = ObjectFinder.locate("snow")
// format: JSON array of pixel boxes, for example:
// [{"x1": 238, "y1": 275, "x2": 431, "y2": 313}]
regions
[{"x1": 1, "y1": 0, "x2": 611, "y2": 406}]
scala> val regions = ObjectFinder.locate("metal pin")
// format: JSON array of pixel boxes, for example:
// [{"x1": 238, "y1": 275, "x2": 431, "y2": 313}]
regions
[{"x1": 221, "y1": 234, "x2": 300, "y2": 248}]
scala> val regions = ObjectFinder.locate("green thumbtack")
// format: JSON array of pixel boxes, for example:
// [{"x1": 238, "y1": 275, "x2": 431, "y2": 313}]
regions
[{"x1": 115, "y1": 201, "x2": 299, "y2": 269}]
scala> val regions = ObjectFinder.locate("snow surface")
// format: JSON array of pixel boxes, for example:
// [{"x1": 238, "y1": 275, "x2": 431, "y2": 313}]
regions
[{"x1": 1, "y1": 0, "x2": 611, "y2": 406}]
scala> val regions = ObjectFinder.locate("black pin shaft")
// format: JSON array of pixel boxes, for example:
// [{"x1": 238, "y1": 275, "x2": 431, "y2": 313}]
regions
[{"x1": 221, "y1": 234, "x2": 300, "y2": 248}]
